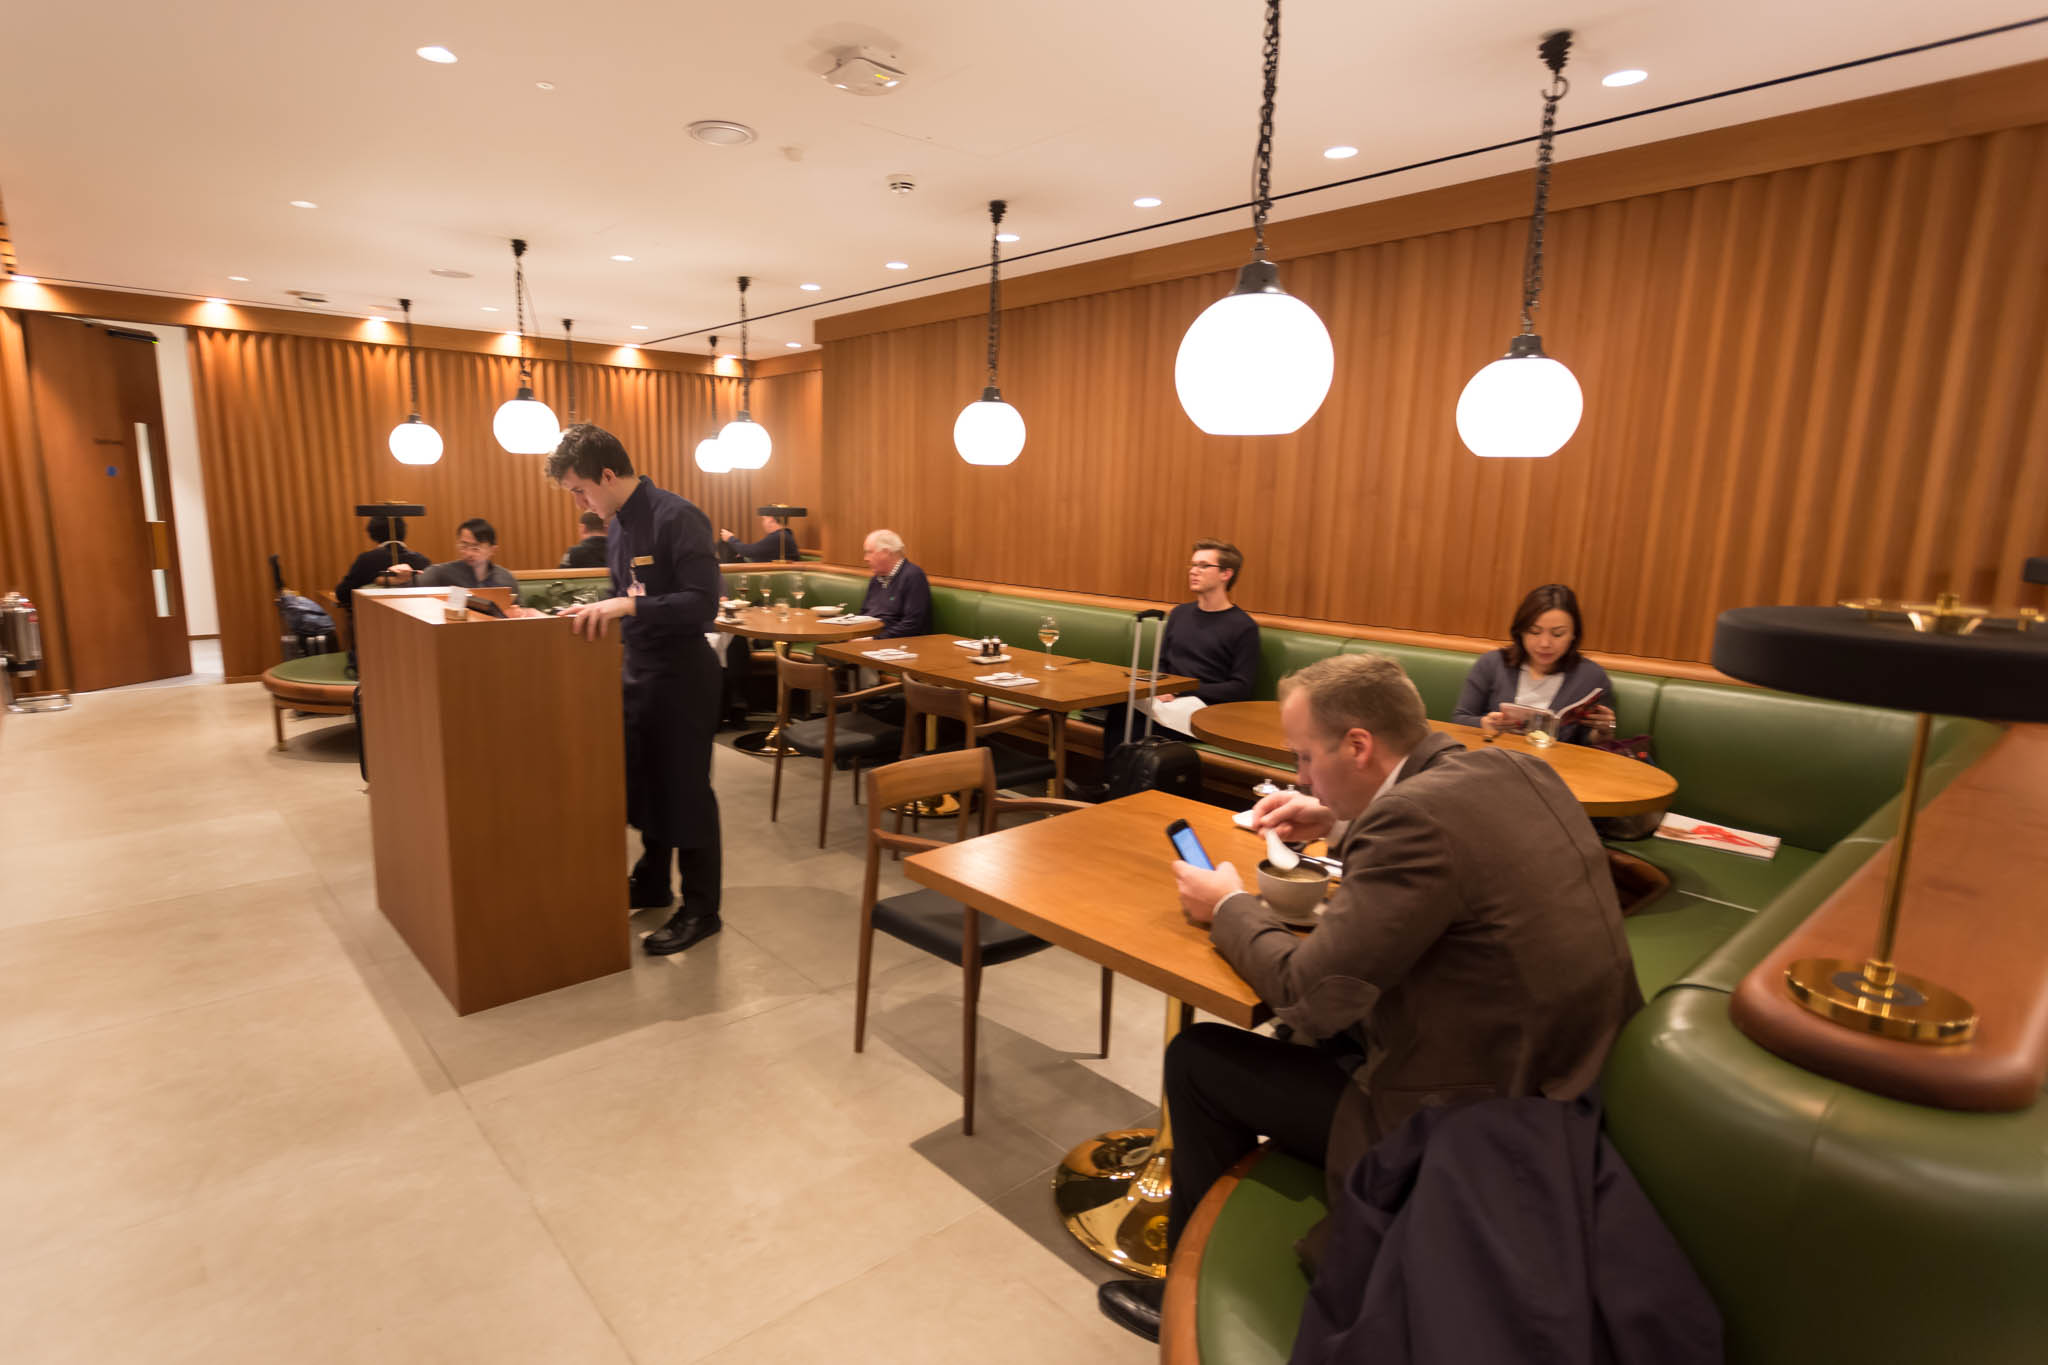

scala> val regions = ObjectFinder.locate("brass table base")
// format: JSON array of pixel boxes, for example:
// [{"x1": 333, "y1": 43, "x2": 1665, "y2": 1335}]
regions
[
  {"x1": 1785, "y1": 956, "x2": 1977, "y2": 1044},
  {"x1": 731, "y1": 726, "x2": 799, "y2": 758},
  {"x1": 1053, "y1": 1129, "x2": 1172, "y2": 1279}
]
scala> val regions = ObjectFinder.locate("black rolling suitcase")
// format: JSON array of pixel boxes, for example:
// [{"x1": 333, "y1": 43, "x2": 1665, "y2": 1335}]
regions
[{"x1": 1100, "y1": 608, "x2": 1203, "y2": 801}]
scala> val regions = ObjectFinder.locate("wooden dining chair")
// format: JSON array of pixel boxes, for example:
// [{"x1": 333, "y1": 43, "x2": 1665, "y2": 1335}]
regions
[
  {"x1": 856, "y1": 747, "x2": 1114, "y2": 1136},
  {"x1": 894, "y1": 678, "x2": 1057, "y2": 839},
  {"x1": 772, "y1": 654, "x2": 903, "y2": 847}
]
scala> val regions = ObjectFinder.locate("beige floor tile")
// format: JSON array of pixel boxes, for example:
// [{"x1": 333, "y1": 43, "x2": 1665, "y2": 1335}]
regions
[
  {"x1": 0, "y1": 969, "x2": 456, "y2": 1268},
  {"x1": 0, "y1": 808, "x2": 318, "y2": 930},
  {"x1": 698, "y1": 1203, "x2": 1155, "y2": 1365},
  {"x1": 0, "y1": 874, "x2": 355, "y2": 1051}
]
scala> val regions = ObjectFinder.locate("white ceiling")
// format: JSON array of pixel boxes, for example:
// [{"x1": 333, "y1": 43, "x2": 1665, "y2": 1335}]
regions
[{"x1": 4, "y1": 0, "x2": 2044, "y2": 353}]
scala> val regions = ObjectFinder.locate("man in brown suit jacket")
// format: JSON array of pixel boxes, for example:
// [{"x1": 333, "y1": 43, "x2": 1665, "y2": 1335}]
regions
[{"x1": 1098, "y1": 653, "x2": 1641, "y2": 1342}]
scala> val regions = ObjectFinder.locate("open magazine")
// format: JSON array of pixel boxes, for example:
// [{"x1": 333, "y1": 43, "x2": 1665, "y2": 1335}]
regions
[
  {"x1": 1498, "y1": 686, "x2": 1605, "y2": 734},
  {"x1": 1653, "y1": 812, "x2": 1782, "y2": 860}
]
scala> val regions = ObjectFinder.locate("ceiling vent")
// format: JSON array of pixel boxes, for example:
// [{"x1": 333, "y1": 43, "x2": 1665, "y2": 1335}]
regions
[
  {"x1": 284, "y1": 289, "x2": 327, "y2": 305},
  {"x1": 823, "y1": 47, "x2": 906, "y2": 96},
  {"x1": 688, "y1": 120, "x2": 757, "y2": 146}
]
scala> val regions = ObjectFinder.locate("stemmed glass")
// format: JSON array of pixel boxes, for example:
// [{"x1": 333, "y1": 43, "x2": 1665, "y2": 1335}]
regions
[
  {"x1": 1037, "y1": 615, "x2": 1061, "y2": 670},
  {"x1": 792, "y1": 582, "x2": 807, "y2": 614}
]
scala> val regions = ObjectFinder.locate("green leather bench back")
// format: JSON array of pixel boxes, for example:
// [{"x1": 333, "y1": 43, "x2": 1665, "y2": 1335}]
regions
[
  {"x1": 1256, "y1": 630, "x2": 1345, "y2": 700},
  {"x1": 1334, "y1": 640, "x2": 1470, "y2": 718},
  {"x1": 1653, "y1": 684, "x2": 1982, "y2": 851},
  {"x1": 980, "y1": 596, "x2": 1139, "y2": 663}
]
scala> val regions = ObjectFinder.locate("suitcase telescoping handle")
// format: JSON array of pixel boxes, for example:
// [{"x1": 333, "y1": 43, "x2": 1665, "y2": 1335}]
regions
[{"x1": 1126, "y1": 609, "x2": 1167, "y2": 746}]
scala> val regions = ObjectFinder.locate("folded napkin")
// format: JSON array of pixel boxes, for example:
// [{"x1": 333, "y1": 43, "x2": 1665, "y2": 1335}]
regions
[
  {"x1": 834, "y1": 615, "x2": 880, "y2": 625},
  {"x1": 974, "y1": 672, "x2": 1039, "y2": 686},
  {"x1": 861, "y1": 648, "x2": 917, "y2": 661}
]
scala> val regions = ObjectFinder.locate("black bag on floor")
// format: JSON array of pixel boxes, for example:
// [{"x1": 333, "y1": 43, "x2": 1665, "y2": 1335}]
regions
[{"x1": 1101, "y1": 608, "x2": 1203, "y2": 801}]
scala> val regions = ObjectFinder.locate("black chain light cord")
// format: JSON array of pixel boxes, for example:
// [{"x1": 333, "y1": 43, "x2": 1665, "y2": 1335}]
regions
[
  {"x1": 399, "y1": 298, "x2": 421, "y2": 416},
  {"x1": 1520, "y1": 32, "x2": 1572, "y2": 335},
  {"x1": 562, "y1": 318, "x2": 576, "y2": 421},
  {"x1": 736, "y1": 275, "x2": 752, "y2": 411},
  {"x1": 985, "y1": 200, "x2": 1007, "y2": 389},
  {"x1": 509, "y1": 238, "x2": 532, "y2": 386},
  {"x1": 1250, "y1": 0, "x2": 1281, "y2": 259}
]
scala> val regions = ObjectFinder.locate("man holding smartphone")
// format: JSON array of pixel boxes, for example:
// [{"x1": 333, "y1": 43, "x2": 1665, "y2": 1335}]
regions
[{"x1": 1095, "y1": 652, "x2": 1641, "y2": 1342}]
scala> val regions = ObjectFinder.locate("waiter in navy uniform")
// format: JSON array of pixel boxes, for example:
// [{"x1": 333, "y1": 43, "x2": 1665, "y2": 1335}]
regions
[{"x1": 546, "y1": 423, "x2": 724, "y2": 955}]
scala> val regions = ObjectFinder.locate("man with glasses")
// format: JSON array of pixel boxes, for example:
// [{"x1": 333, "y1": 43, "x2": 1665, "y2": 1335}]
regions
[
  {"x1": 410, "y1": 518, "x2": 520, "y2": 592},
  {"x1": 1099, "y1": 539, "x2": 1261, "y2": 749}
]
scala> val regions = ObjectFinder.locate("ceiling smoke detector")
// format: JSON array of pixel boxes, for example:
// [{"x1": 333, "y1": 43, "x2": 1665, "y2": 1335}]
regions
[
  {"x1": 886, "y1": 172, "x2": 916, "y2": 195},
  {"x1": 689, "y1": 119, "x2": 757, "y2": 147},
  {"x1": 824, "y1": 47, "x2": 906, "y2": 96}
]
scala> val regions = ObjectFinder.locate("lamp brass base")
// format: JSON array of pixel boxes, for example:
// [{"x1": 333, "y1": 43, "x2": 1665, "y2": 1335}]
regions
[
  {"x1": 1053, "y1": 1129, "x2": 1172, "y2": 1279},
  {"x1": 1784, "y1": 957, "x2": 1977, "y2": 1044}
]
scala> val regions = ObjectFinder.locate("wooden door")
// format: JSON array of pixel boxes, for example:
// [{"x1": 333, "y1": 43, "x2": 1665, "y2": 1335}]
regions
[{"x1": 23, "y1": 314, "x2": 190, "y2": 689}]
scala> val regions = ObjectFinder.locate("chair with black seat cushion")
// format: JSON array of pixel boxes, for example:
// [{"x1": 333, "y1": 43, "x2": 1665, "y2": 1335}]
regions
[
  {"x1": 895, "y1": 677, "x2": 1057, "y2": 837},
  {"x1": 857, "y1": 748, "x2": 1114, "y2": 1135},
  {"x1": 772, "y1": 655, "x2": 903, "y2": 848}
]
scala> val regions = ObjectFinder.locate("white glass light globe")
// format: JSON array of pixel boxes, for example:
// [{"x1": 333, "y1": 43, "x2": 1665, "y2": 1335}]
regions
[
  {"x1": 387, "y1": 416, "x2": 443, "y2": 466},
  {"x1": 953, "y1": 396, "x2": 1025, "y2": 466},
  {"x1": 493, "y1": 390, "x2": 560, "y2": 454},
  {"x1": 1456, "y1": 353, "x2": 1583, "y2": 458},
  {"x1": 693, "y1": 436, "x2": 729, "y2": 473},
  {"x1": 719, "y1": 416, "x2": 772, "y2": 470},
  {"x1": 1174, "y1": 277, "x2": 1334, "y2": 436}
]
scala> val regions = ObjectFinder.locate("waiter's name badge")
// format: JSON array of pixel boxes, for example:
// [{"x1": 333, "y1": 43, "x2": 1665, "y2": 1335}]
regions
[{"x1": 631, "y1": 555, "x2": 655, "y2": 567}]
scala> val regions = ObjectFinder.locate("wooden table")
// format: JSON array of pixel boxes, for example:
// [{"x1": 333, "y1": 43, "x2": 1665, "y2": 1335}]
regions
[
  {"x1": 905, "y1": 789, "x2": 1269, "y2": 1277},
  {"x1": 1190, "y1": 700, "x2": 1677, "y2": 817},
  {"x1": 712, "y1": 607, "x2": 881, "y2": 754},
  {"x1": 816, "y1": 633, "x2": 1196, "y2": 793}
]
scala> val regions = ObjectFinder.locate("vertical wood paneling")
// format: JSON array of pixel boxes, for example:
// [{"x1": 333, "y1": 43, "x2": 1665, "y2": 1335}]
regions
[
  {"x1": 189, "y1": 334, "x2": 821, "y2": 678},
  {"x1": 0, "y1": 308, "x2": 66, "y2": 692},
  {"x1": 820, "y1": 124, "x2": 2048, "y2": 664}
]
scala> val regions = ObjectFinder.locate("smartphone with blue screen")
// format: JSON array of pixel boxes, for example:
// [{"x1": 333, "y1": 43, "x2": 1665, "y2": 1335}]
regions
[{"x1": 1166, "y1": 819, "x2": 1214, "y2": 871}]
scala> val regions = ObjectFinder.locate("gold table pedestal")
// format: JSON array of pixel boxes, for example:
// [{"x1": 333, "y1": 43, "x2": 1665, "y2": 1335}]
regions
[{"x1": 1052, "y1": 996, "x2": 1192, "y2": 1280}]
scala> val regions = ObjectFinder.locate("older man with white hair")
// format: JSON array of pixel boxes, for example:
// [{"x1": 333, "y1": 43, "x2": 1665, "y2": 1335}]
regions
[{"x1": 858, "y1": 529, "x2": 932, "y2": 638}]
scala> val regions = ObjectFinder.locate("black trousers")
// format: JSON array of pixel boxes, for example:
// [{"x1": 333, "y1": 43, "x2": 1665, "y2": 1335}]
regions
[
  {"x1": 631, "y1": 813, "x2": 723, "y2": 919},
  {"x1": 1165, "y1": 1022, "x2": 1350, "y2": 1253}
]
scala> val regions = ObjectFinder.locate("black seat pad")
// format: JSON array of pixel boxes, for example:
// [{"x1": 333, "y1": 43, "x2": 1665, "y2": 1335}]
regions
[
  {"x1": 873, "y1": 888, "x2": 1051, "y2": 967},
  {"x1": 782, "y1": 713, "x2": 902, "y2": 759}
]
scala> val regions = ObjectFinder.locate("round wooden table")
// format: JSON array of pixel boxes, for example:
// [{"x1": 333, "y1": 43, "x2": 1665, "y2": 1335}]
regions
[
  {"x1": 712, "y1": 607, "x2": 881, "y2": 754},
  {"x1": 1190, "y1": 700, "x2": 1676, "y2": 817}
]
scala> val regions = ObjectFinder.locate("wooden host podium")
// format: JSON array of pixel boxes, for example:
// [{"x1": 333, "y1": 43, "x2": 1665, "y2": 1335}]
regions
[{"x1": 356, "y1": 590, "x2": 628, "y2": 1014}]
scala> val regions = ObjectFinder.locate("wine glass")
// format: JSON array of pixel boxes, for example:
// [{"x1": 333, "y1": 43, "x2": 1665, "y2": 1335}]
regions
[
  {"x1": 1037, "y1": 615, "x2": 1061, "y2": 670},
  {"x1": 791, "y1": 582, "x2": 807, "y2": 614}
]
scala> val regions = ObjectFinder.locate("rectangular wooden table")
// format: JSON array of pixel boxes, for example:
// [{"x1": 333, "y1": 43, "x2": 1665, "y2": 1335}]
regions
[
  {"x1": 904, "y1": 789, "x2": 1269, "y2": 1277},
  {"x1": 816, "y1": 634, "x2": 1196, "y2": 793}
]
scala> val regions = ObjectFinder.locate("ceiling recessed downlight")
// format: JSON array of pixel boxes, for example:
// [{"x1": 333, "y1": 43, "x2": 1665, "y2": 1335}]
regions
[
  {"x1": 1602, "y1": 68, "x2": 1648, "y2": 87},
  {"x1": 884, "y1": 261, "x2": 909, "y2": 270},
  {"x1": 995, "y1": 232, "x2": 1020, "y2": 243},
  {"x1": 688, "y1": 120, "x2": 756, "y2": 147},
  {"x1": 1133, "y1": 196, "x2": 1162, "y2": 208},
  {"x1": 786, "y1": 342, "x2": 803, "y2": 349},
  {"x1": 228, "y1": 275, "x2": 249, "y2": 282},
  {"x1": 799, "y1": 282, "x2": 822, "y2": 291},
  {"x1": 610, "y1": 254, "x2": 634, "y2": 262},
  {"x1": 415, "y1": 45, "x2": 457, "y2": 64},
  {"x1": 1322, "y1": 145, "x2": 1358, "y2": 159},
  {"x1": 481, "y1": 306, "x2": 499, "y2": 312},
  {"x1": 9, "y1": 275, "x2": 38, "y2": 284},
  {"x1": 630, "y1": 324, "x2": 649, "y2": 330},
  {"x1": 289, "y1": 200, "x2": 318, "y2": 209},
  {"x1": 205, "y1": 297, "x2": 227, "y2": 305}
]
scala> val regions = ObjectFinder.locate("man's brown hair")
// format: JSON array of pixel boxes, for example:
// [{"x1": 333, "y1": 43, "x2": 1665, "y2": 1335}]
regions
[
  {"x1": 1193, "y1": 538, "x2": 1244, "y2": 591},
  {"x1": 1279, "y1": 653, "x2": 1431, "y2": 752}
]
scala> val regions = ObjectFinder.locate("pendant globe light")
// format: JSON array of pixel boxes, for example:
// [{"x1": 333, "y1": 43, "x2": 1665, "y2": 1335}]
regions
[
  {"x1": 718, "y1": 276, "x2": 772, "y2": 470},
  {"x1": 954, "y1": 199, "x2": 1026, "y2": 466},
  {"x1": 1456, "y1": 31, "x2": 1583, "y2": 459},
  {"x1": 1174, "y1": 0, "x2": 1333, "y2": 436},
  {"x1": 386, "y1": 298, "x2": 443, "y2": 465},
  {"x1": 694, "y1": 335, "x2": 729, "y2": 472},
  {"x1": 491, "y1": 238, "x2": 561, "y2": 454}
]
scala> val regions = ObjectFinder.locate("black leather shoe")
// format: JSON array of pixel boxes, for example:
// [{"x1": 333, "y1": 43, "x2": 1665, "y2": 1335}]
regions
[
  {"x1": 643, "y1": 911, "x2": 722, "y2": 956},
  {"x1": 1096, "y1": 1277, "x2": 1163, "y2": 1343}
]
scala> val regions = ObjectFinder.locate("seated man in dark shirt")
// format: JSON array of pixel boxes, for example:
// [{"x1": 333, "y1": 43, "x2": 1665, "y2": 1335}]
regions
[
  {"x1": 412, "y1": 517, "x2": 521, "y2": 591},
  {"x1": 559, "y1": 511, "x2": 609, "y2": 568},
  {"x1": 1099, "y1": 539, "x2": 1260, "y2": 750},
  {"x1": 718, "y1": 514, "x2": 798, "y2": 563},
  {"x1": 334, "y1": 514, "x2": 430, "y2": 611},
  {"x1": 858, "y1": 529, "x2": 932, "y2": 638}
]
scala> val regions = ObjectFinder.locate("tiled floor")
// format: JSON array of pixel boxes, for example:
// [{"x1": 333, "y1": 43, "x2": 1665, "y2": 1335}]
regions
[{"x1": 0, "y1": 679, "x2": 1167, "y2": 1363}]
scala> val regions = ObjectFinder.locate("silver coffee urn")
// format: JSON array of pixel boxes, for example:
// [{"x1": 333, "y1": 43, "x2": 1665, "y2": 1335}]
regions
[{"x1": 1, "y1": 592, "x2": 71, "y2": 713}]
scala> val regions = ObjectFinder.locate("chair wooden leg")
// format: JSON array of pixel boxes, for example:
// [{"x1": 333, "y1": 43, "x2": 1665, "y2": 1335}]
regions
[
  {"x1": 852, "y1": 762, "x2": 862, "y2": 806},
  {"x1": 962, "y1": 927, "x2": 982, "y2": 1137},
  {"x1": 771, "y1": 736, "x2": 785, "y2": 823},
  {"x1": 272, "y1": 701, "x2": 286, "y2": 751},
  {"x1": 854, "y1": 912, "x2": 875, "y2": 1053},
  {"x1": 1099, "y1": 966, "x2": 1115, "y2": 1059},
  {"x1": 817, "y1": 746, "x2": 833, "y2": 849}
]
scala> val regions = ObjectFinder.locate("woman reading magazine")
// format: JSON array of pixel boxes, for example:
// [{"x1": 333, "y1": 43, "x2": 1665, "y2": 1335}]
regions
[{"x1": 1452, "y1": 584, "x2": 1620, "y2": 746}]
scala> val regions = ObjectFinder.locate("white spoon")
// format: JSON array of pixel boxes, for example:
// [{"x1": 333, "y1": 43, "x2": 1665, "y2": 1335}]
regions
[{"x1": 1264, "y1": 827, "x2": 1300, "y2": 871}]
